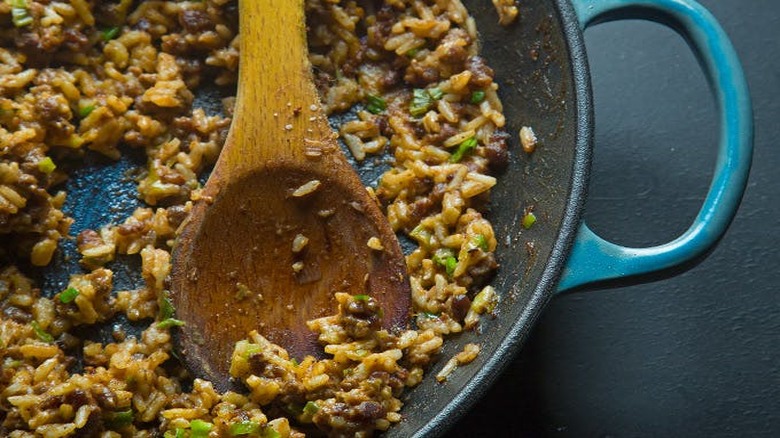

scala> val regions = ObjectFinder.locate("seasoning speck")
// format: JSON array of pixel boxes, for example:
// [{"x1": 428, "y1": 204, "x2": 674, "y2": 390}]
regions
[
  {"x1": 284, "y1": 124, "x2": 293, "y2": 131},
  {"x1": 292, "y1": 261, "x2": 305, "y2": 273}
]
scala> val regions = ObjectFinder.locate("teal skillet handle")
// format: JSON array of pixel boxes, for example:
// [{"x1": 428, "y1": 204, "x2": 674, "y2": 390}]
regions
[{"x1": 557, "y1": 0, "x2": 753, "y2": 292}]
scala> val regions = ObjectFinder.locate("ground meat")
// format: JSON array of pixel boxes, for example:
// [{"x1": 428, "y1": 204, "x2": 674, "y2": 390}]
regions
[
  {"x1": 404, "y1": 61, "x2": 441, "y2": 86},
  {"x1": 166, "y1": 205, "x2": 189, "y2": 228},
  {"x1": 341, "y1": 296, "x2": 381, "y2": 338},
  {"x1": 424, "y1": 122, "x2": 457, "y2": 145},
  {"x1": 484, "y1": 130, "x2": 510, "y2": 171},
  {"x1": 352, "y1": 401, "x2": 386, "y2": 422},
  {"x1": 368, "y1": 6, "x2": 396, "y2": 49},
  {"x1": 62, "y1": 28, "x2": 89, "y2": 51},
  {"x1": 439, "y1": 29, "x2": 471, "y2": 66},
  {"x1": 179, "y1": 9, "x2": 214, "y2": 33},
  {"x1": 378, "y1": 63, "x2": 401, "y2": 89},
  {"x1": 450, "y1": 294, "x2": 472, "y2": 322},
  {"x1": 72, "y1": 408, "x2": 104, "y2": 438},
  {"x1": 466, "y1": 56, "x2": 495, "y2": 87},
  {"x1": 2, "y1": 306, "x2": 31, "y2": 323}
]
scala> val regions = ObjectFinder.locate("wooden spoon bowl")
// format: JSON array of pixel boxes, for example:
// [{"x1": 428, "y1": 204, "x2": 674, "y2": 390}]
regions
[{"x1": 169, "y1": 0, "x2": 410, "y2": 390}]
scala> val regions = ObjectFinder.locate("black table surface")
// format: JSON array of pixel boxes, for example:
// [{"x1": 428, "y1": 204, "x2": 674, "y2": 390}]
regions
[{"x1": 450, "y1": 1, "x2": 779, "y2": 436}]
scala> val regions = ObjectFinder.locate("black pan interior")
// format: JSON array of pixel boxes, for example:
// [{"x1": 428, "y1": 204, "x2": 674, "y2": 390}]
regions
[{"x1": 21, "y1": 0, "x2": 592, "y2": 435}]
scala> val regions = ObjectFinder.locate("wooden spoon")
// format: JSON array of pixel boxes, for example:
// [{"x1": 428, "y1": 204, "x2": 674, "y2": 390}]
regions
[{"x1": 169, "y1": 0, "x2": 410, "y2": 390}]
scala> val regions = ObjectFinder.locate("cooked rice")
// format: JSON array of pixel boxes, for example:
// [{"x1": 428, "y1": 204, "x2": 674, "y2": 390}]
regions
[{"x1": 1, "y1": 0, "x2": 517, "y2": 436}]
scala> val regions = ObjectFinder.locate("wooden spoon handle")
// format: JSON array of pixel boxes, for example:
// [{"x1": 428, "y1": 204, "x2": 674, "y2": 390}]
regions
[{"x1": 219, "y1": 0, "x2": 334, "y2": 178}]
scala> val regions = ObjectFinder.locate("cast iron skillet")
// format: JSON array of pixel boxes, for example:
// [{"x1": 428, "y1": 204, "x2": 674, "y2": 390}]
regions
[{"x1": 27, "y1": 0, "x2": 752, "y2": 436}]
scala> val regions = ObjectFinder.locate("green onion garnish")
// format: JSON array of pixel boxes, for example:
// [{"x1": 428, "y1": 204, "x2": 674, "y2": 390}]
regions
[
  {"x1": 229, "y1": 420, "x2": 260, "y2": 436},
  {"x1": 472, "y1": 234, "x2": 488, "y2": 251},
  {"x1": 243, "y1": 344, "x2": 262, "y2": 358},
  {"x1": 190, "y1": 420, "x2": 213, "y2": 437},
  {"x1": 106, "y1": 409, "x2": 134, "y2": 427},
  {"x1": 37, "y1": 157, "x2": 56, "y2": 174},
  {"x1": 522, "y1": 211, "x2": 537, "y2": 229},
  {"x1": 432, "y1": 248, "x2": 458, "y2": 277},
  {"x1": 428, "y1": 87, "x2": 444, "y2": 100},
  {"x1": 79, "y1": 104, "x2": 96, "y2": 118},
  {"x1": 59, "y1": 287, "x2": 79, "y2": 304},
  {"x1": 353, "y1": 294, "x2": 370, "y2": 301},
  {"x1": 409, "y1": 224, "x2": 433, "y2": 247},
  {"x1": 449, "y1": 137, "x2": 478, "y2": 163},
  {"x1": 156, "y1": 318, "x2": 185, "y2": 329},
  {"x1": 30, "y1": 321, "x2": 53, "y2": 343},
  {"x1": 190, "y1": 419, "x2": 214, "y2": 437},
  {"x1": 470, "y1": 90, "x2": 486, "y2": 104},
  {"x1": 11, "y1": 0, "x2": 32, "y2": 28},
  {"x1": 102, "y1": 26, "x2": 121, "y2": 41},
  {"x1": 159, "y1": 290, "x2": 175, "y2": 320},
  {"x1": 365, "y1": 94, "x2": 387, "y2": 114},
  {"x1": 263, "y1": 428, "x2": 281, "y2": 438},
  {"x1": 303, "y1": 401, "x2": 319, "y2": 416},
  {"x1": 409, "y1": 87, "x2": 443, "y2": 117}
]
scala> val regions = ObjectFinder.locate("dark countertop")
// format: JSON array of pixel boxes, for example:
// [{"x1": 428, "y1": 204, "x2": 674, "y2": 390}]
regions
[{"x1": 451, "y1": 0, "x2": 779, "y2": 436}]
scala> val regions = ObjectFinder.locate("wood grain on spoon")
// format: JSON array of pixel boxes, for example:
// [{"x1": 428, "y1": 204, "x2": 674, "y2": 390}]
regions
[{"x1": 169, "y1": 0, "x2": 410, "y2": 390}]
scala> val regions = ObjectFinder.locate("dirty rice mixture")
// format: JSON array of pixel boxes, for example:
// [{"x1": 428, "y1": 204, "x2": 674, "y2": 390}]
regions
[{"x1": 0, "y1": 0, "x2": 519, "y2": 436}]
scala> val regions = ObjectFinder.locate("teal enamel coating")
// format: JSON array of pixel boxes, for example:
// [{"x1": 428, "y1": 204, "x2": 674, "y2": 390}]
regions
[{"x1": 557, "y1": 0, "x2": 753, "y2": 292}]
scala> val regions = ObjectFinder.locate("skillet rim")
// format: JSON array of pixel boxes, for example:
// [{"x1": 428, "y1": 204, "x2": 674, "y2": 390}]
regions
[{"x1": 409, "y1": 0, "x2": 594, "y2": 436}]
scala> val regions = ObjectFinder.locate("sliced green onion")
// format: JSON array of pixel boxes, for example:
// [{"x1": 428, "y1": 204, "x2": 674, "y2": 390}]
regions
[
  {"x1": 30, "y1": 320, "x2": 53, "y2": 343},
  {"x1": 432, "y1": 248, "x2": 458, "y2": 277},
  {"x1": 405, "y1": 47, "x2": 420, "y2": 57},
  {"x1": 59, "y1": 287, "x2": 79, "y2": 304},
  {"x1": 365, "y1": 94, "x2": 386, "y2": 114},
  {"x1": 163, "y1": 429, "x2": 185, "y2": 438},
  {"x1": 353, "y1": 294, "x2": 370, "y2": 301},
  {"x1": 471, "y1": 286, "x2": 498, "y2": 314},
  {"x1": 522, "y1": 211, "x2": 537, "y2": 229},
  {"x1": 262, "y1": 428, "x2": 281, "y2": 438},
  {"x1": 105, "y1": 409, "x2": 134, "y2": 427},
  {"x1": 159, "y1": 290, "x2": 175, "y2": 320},
  {"x1": 420, "y1": 311, "x2": 440, "y2": 319},
  {"x1": 11, "y1": 0, "x2": 32, "y2": 28},
  {"x1": 409, "y1": 224, "x2": 433, "y2": 247},
  {"x1": 410, "y1": 89, "x2": 432, "y2": 117},
  {"x1": 79, "y1": 104, "x2": 96, "y2": 118},
  {"x1": 190, "y1": 419, "x2": 214, "y2": 437},
  {"x1": 449, "y1": 137, "x2": 478, "y2": 163},
  {"x1": 409, "y1": 87, "x2": 445, "y2": 117},
  {"x1": 156, "y1": 318, "x2": 185, "y2": 329},
  {"x1": 444, "y1": 256, "x2": 457, "y2": 276},
  {"x1": 37, "y1": 157, "x2": 56, "y2": 174},
  {"x1": 12, "y1": 11, "x2": 32, "y2": 27},
  {"x1": 472, "y1": 234, "x2": 488, "y2": 252},
  {"x1": 303, "y1": 401, "x2": 319, "y2": 416},
  {"x1": 428, "y1": 87, "x2": 444, "y2": 100},
  {"x1": 229, "y1": 420, "x2": 260, "y2": 436},
  {"x1": 102, "y1": 26, "x2": 121, "y2": 41},
  {"x1": 241, "y1": 347, "x2": 262, "y2": 360},
  {"x1": 470, "y1": 90, "x2": 486, "y2": 104},
  {"x1": 432, "y1": 248, "x2": 455, "y2": 266}
]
